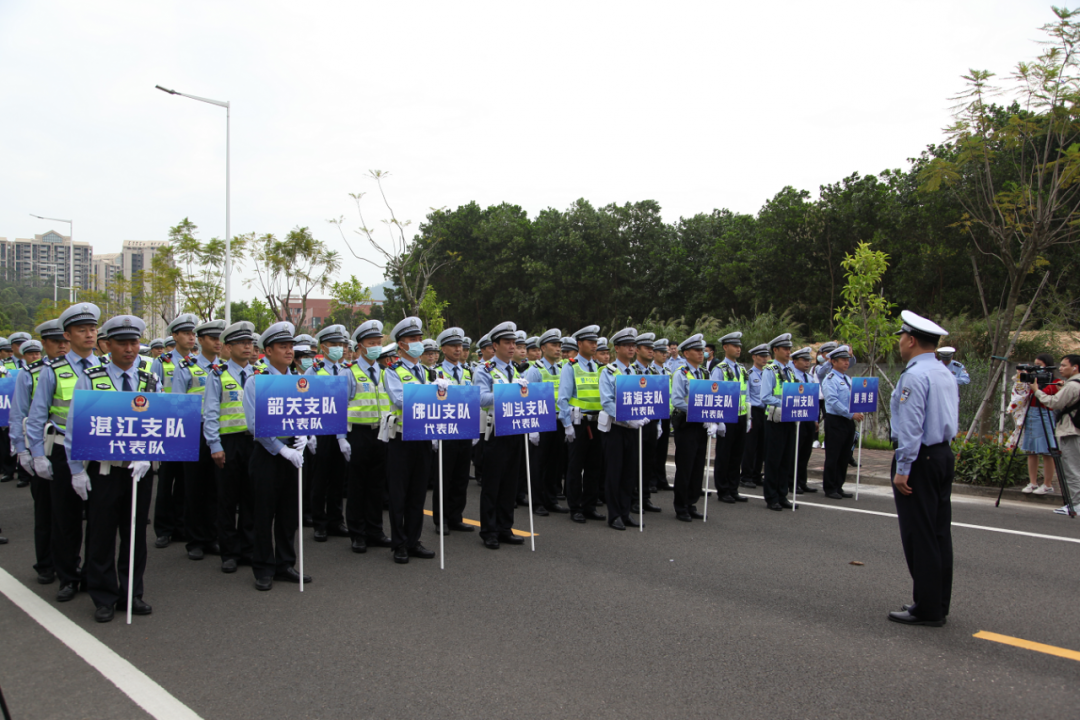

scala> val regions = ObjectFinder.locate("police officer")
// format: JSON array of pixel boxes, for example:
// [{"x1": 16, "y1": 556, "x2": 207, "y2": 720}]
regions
[
  {"x1": 558, "y1": 325, "x2": 607, "y2": 524},
  {"x1": 243, "y1": 323, "x2": 311, "y2": 590},
  {"x1": 512, "y1": 331, "x2": 530, "y2": 374},
  {"x1": 203, "y1": 321, "x2": 258, "y2": 573},
  {"x1": 525, "y1": 336, "x2": 542, "y2": 363},
  {"x1": 599, "y1": 327, "x2": 646, "y2": 530},
  {"x1": 524, "y1": 328, "x2": 570, "y2": 515},
  {"x1": 26, "y1": 303, "x2": 102, "y2": 603},
  {"x1": 561, "y1": 336, "x2": 578, "y2": 362},
  {"x1": 710, "y1": 332, "x2": 750, "y2": 504},
  {"x1": 789, "y1": 346, "x2": 820, "y2": 495},
  {"x1": 382, "y1": 317, "x2": 437, "y2": 564},
  {"x1": 760, "y1": 333, "x2": 797, "y2": 511},
  {"x1": 888, "y1": 311, "x2": 958, "y2": 627},
  {"x1": 420, "y1": 339, "x2": 440, "y2": 379},
  {"x1": 305, "y1": 324, "x2": 353, "y2": 543},
  {"x1": 594, "y1": 336, "x2": 611, "y2": 366},
  {"x1": 431, "y1": 327, "x2": 476, "y2": 534},
  {"x1": 149, "y1": 338, "x2": 165, "y2": 359},
  {"x1": 936, "y1": 347, "x2": 970, "y2": 385},
  {"x1": 631, "y1": 331, "x2": 662, "y2": 513},
  {"x1": 650, "y1": 338, "x2": 673, "y2": 493},
  {"x1": 66, "y1": 316, "x2": 158, "y2": 622},
  {"x1": 665, "y1": 340, "x2": 680, "y2": 373},
  {"x1": 0, "y1": 332, "x2": 30, "y2": 484},
  {"x1": 670, "y1": 334, "x2": 709, "y2": 522},
  {"x1": 821, "y1": 345, "x2": 862, "y2": 499},
  {"x1": 9, "y1": 339, "x2": 41, "y2": 489},
  {"x1": 474, "y1": 322, "x2": 527, "y2": 549},
  {"x1": 472, "y1": 333, "x2": 494, "y2": 485}
]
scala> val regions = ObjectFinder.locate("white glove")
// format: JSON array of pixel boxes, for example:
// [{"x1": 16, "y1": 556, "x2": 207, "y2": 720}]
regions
[
  {"x1": 130, "y1": 461, "x2": 152, "y2": 482},
  {"x1": 435, "y1": 377, "x2": 451, "y2": 391},
  {"x1": 628, "y1": 419, "x2": 648, "y2": 429},
  {"x1": 72, "y1": 471, "x2": 92, "y2": 501},
  {"x1": 9, "y1": 439, "x2": 15, "y2": 457},
  {"x1": 705, "y1": 423, "x2": 718, "y2": 438},
  {"x1": 338, "y1": 437, "x2": 352, "y2": 462},
  {"x1": 528, "y1": 432, "x2": 539, "y2": 446},
  {"x1": 291, "y1": 435, "x2": 306, "y2": 450},
  {"x1": 717, "y1": 422, "x2": 726, "y2": 437},
  {"x1": 656, "y1": 423, "x2": 663, "y2": 439},
  {"x1": 279, "y1": 446, "x2": 304, "y2": 469},
  {"x1": 746, "y1": 416, "x2": 752, "y2": 432},
  {"x1": 564, "y1": 425, "x2": 576, "y2": 443},
  {"x1": 431, "y1": 440, "x2": 439, "y2": 452},
  {"x1": 513, "y1": 377, "x2": 528, "y2": 387},
  {"x1": 306, "y1": 435, "x2": 317, "y2": 453},
  {"x1": 33, "y1": 454, "x2": 53, "y2": 480},
  {"x1": 472, "y1": 438, "x2": 479, "y2": 446},
  {"x1": 18, "y1": 450, "x2": 33, "y2": 475}
]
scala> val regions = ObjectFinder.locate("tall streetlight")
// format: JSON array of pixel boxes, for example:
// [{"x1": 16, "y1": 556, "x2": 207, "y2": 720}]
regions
[
  {"x1": 155, "y1": 84, "x2": 232, "y2": 325},
  {"x1": 29, "y1": 214, "x2": 74, "y2": 302}
]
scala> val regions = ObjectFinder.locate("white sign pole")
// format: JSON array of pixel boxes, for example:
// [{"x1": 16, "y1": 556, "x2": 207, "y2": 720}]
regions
[
  {"x1": 439, "y1": 440, "x2": 445, "y2": 569},
  {"x1": 298, "y1": 463, "x2": 304, "y2": 593},
  {"x1": 638, "y1": 426, "x2": 644, "y2": 532},
  {"x1": 524, "y1": 435, "x2": 535, "y2": 551},
  {"x1": 791, "y1": 423, "x2": 801, "y2": 512},
  {"x1": 855, "y1": 419, "x2": 864, "y2": 501},
  {"x1": 703, "y1": 434, "x2": 713, "y2": 523},
  {"x1": 126, "y1": 471, "x2": 138, "y2": 625}
]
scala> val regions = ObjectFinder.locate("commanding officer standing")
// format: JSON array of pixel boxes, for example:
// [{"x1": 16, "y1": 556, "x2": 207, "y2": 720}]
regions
[
  {"x1": 382, "y1": 317, "x2": 436, "y2": 564},
  {"x1": 887, "y1": 311, "x2": 958, "y2": 627},
  {"x1": 710, "y1": 332, "x2": 750, "y2": 504},
  {"x1": 598, "y1": 328, "x2": 646, "y2": 530},
  {"x1": 651, "y1": 338, "x2": 673, "y2": 493},
  {"x1": 740, "y1": 344, "x2": 771, "y2": 489},
  {"x1": 789, "y1": 347, "x2": 819, "y2": 495},
  {"x1": 306, "y1": 324, "x2": 353, "y2": 543},
  {"x1": 670, "y1": 334, "x2": 710, "y2": 522},
  {"x1": 474, "y1": 322, "x2": 527, "y2": 549},
  {"x1": 203, "y1": 321, "x2": 258, "y2": 574},
  {"x1": 66, "y1": 316, "x2": 158, "y2": 623},
  {"x1": 821, "y1": 345, "x2": 862, "y2": 500},
  {"x1": 26, "y1": 303, "x2": 103, "y2": 603},
  {"x1": 431, "y1": 327, "x2": 475, "y2": 534},
  {"x1": 344, "y1": 320, "x2": 393, "y2": 554},
  {"x1": 936, "y1": 347, "x2": 970, "y2": 386},
  {"x1": 559, "y1": 325, "x2": 606, "y2": 525},
  {"x1": 524, "y1": 329, "x2": 570, "y2": 515},
  {"x1": 243, "y1": 323, "x2": 311, "y2": 591},
  {"x1": 760, "y1": 333, "x2": 797, "y2": 511}
]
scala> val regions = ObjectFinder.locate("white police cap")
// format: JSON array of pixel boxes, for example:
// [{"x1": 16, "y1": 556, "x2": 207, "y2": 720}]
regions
[
  {"x1": 150, "y1": 337, "x2": 165, "y2": 350},
  {"x1": 59, "y1": 302, "x2": 102, "y2": 329},
  {"x1": 768, "y1": 333, "x2": 793, "y2": 350},
  {"x1": 20, "y1": 339, "x2": 43, "y2": 354},
  {"x1": 437, "y1": 327, "x2": 465, "y2": 347},
  {"x1": 167, "y1": 313, "x2": 197, "y2": 335},
  {"x1": 222, "y1": 321, "x2": 256, "y2": 344},
  {"x1": 895, "y1": 310, "x2": 948, "y2": 343},
  {"x1": 938, "y1": 346, "x2": 956, "y2": 355},
  {"x1": 100, "y1": 315, "x2": 145, "y2": 341},
  {"x1": 478, "y1": 333, "x2": 492, "y2": 349},
  {"x1": 595, "y1": 337, "x2": 609, "y2": 352},
  {"x1": 379, "y1": 342, "x2": 398, "y2": 360},
  {"x1": 679, "y1": 334, "x2": 705, "y2": 352},
  {"x1": 352, "y1": 319, "x2": 384, "y2": 343},
  {"x1": 0, "y1": 337, "x2": 9, "y2": 351},
  {"x1": 526, "y1": 336, "x2": 540, "y2": 350},
  {"x1": 462, "y1": 336, "x2": 472, "y2": 349},
  {"x1": 561, "y1": 336, "x2": 577, "y2": 351},
  {"x1": 422, "y1": 338, "x2": 438, "y2": 352},
  {"x1": 391, "y1": 316, "x2": 423, "y2": 341},
  {"x1": 791, "y1": 346, "x2": 813, "y2": 361},
  {"x1": 316, "y1": 324, "x2": 348, "y2": 344},
  {"x1": 573, "y1": 325, "x2": 600, "y2": 342},
  {"x1": 260, "y1": 322, "x2": 296, "y2": 347},
  {"x1": 819, "y1": 341, "x2": 838, "y2": 355},
  {"x1": 35, "y1": 319, "x2": 65, "y2": 340},
  {"x1": 165, "y1": 337, "x2": 176, "y2": 348},
  {"x1": 9, "y1": 331, "x2": 31, "y2": 345},
  {"x1": 636, "y1": 332, "x2": 656, "y2": 346},
  {"x1": 719, "y1": 331, "x2": 743, "y2": 346},
  {"x1": 195, "y1": 319, "x2": 226, "y2": 338},
  {"x1": 539, "y1": 329, "x2": 561, "y2": 346},
  {"x1": 489, "y1": 322, "x2": 517, "y2": 343},
  {"x1": 749, "y1": 343, "x2": 770, "y2": 356},
  {"x1": 828, "y1": 345, "x2": 852, "y2": 360},
  {"x1": 293, "y1": 342, "x2": 314, "y2": 356},
  {"x1": 610, "y1": 327, "x2": 638, "y2": 346},
  {"x1": 653, "y1": 337, "x2": 668, "y2": 352},
  {"x1": 514, "y1": 330, "x2": 527, "y2": 344}
]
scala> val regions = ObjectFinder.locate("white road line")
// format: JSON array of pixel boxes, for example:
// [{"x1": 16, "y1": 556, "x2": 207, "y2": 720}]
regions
[{"x1": 0, "y1": 566, "x2": 204, "y2": 720}]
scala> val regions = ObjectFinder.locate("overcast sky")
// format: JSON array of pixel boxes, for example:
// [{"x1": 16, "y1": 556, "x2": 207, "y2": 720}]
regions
[{"x1": 0, "y1": 1, "x2": 1058, "y2": 300}]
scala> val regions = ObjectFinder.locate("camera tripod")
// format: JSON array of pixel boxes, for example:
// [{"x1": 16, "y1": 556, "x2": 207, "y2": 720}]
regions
[{"x1": 995, "y1": 397, "x2": 1075, "y2": 517}]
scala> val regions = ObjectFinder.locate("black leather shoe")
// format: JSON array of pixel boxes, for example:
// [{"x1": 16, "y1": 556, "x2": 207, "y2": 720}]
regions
[
  {"x1": 546, "y1": 505, "x2": 570, "y2": 514},
  {"x1": 328, "y1": 523, "x2": 349, "y2": 537},
  {"x1": 407, "y1": 543, "x2": 436, "y2": 559},
  {"x1": 676, "y1": 512, "x2": 692, "y2": 522},
  {"x1": 499, "y1": 533, "x2": 525, "y2": 545},
  {"x1": 37, "y1": 571, "x2": 56, "y2": 585},
  {"x1": 582, "y1": 508, "x2": 607, "y2": 521},
  {"x1": 393, "y1": 547, "x2": 409, "y2": 563},
  {"x1": 17, "y1": 479, "x2": 29, "y2": 488},
  {"x1": 94, "y1": 604, "x2": 115, "y2": 623},
  {"x1": 732, "y1": 494, "x2": 748, "y2": 502},
  {"x1": 313, "y1": 528, "x2": 328, "y2": 542},
  {"x1": 688, "y1": 508, "x2": 705, "y2": 519},
  {"x1": 887, "y1": 610, "x2": 944, "y2": 627},
  {"x1": 625, "y1": 516, "x2": 641, "y2": 528},
  {"x1": 841, "y1": 491, "x2": 853, "y2": 498},
  {"x1": 433, "y1": 523, "x2": 450, "y2": 536},
  {"x1": 643, "y1": 500, "x2": 662, "y2": 512},
  {"x1": 515, "y1": 495, "x2": 529, "y2": 507},
  {"x1": 154, "y1": 534, "x2": 171, "y2": 549},
  {"x1": 351, "y1": 538, "x2": 367, "y2": 553},
  {"x1": 117, "y1": 597, "x2": 152, "y2": 616},
  {"x1": 483, "y1": 537, "x2": 500, "y2": 550},
  {"x1": 221, "y1": 558, "x2": 238, "y2": 573},
  {"x1": 187, "y1": 547, "x2": 204, "y2": 561},
  {"x1": 556, "y1": 493, "x2": 566, "y2": 500},
  {"x1": 369, "y1": 535, "x2": 394, "y2": 548},
  {"x1": 302, "y1": 514, "x2": 314, "y2": 527},
  {"x1": 274, "y1": 567, "x2": 312, "y2": 583},
  {"x1": 0, "y1": 474, "x2": 10, "y2": 482},
  {"x1": 609, "y1": 517, "x2": 626, "y2": 531},
  {"x1": 778, "y1": 499, "x2": 796, "y2": 509},
  {"x1": 205, "y1": 542, "x2": 221, "y2": 555},
  {"x1": 570, "y1": 512, "x2": 586, "y2": 524},
  {"x1": 739, "y1": 479, "x2": 757, "y2": 489},
  {"x1": 795, "y1": 486, "x2": 804, "y2": 495},
  {"x1": 768, "y1": 503, "x2": 783, "y2": 511},
  {"x1": 255, "y1": 577, "x2": 273, "y2": 591},
  {"x1": 825, "y1": 492, "x2": 843, "y2": 499},
  {"x1": 800, "y1": 486, "x2": 818, "y2": 494},
  {"x1": 533, "y1": 505, "x2": 549, "y2": 517},
  {"x1": 849, "y1": 457, "x2": 860, "y2": 468},
  {"x1": 655, "y1": 482, "x2": 673, "y2": 491},
  {"x1": 448, "y1": 522, "x2": 474, "y2": 532},
  {"x1": 648, "y1": 485, "x2": 658, "y2": 494},
  {"x1": 56, "y1": 582, "x2": 78, "y2": 602},
  {"x1": 719, "y1": 494, "x2": 736, "y2": 504}
]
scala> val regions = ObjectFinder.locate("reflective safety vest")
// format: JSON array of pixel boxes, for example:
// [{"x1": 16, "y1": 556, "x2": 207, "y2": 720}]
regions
[
  {"x1": 27, "y1": 359, "x2": 45, "y2": 399},
  {"x1": 567, "y1": 358, "x2": 602, "y2": 412},
  {"x1": 532, "y1": 360, "x2": 561, "y2": 401},
  {"x1": 180, "y1": 356, "x2": 209, "y2": 395},
  {"x1": 159, "y1": 351, "x2": 178, "y2": 392},
  {"x1": 766, "y1": 360, "x2": 792, "y2": 397},
  {"x1": 2, "y1": 359, "x2": 17, "y2": 372},
  {"x1": 480, "y1": 361, "x2": 512, "y2": 410},
  {"x1": 434, "y1": 364, "x2": 473, "y2": 386},
  {"x1": 347, "y1": 363, "x2": 391, "y2": 424},
  {"x1": 47, "y1": 357, "x2": 87, "y2": 431},
  {"x1": 216, "y1": 367, "x2": 247, "y2": 435},
  {"x1": 85, "y1": 366, "x2": 156, "y2": 394},
  {"x1": 718, "y1": 361, "x2": 750, "y2": 416},
  {"x1": 386, "y1": 362, "x2": 425, "y2": 417}
]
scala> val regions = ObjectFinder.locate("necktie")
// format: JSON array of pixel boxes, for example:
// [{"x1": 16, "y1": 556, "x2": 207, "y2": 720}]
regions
[
  {"x1": 333, "y1": 365, "x2": 338, "y2": 376},
  {"x1": 369, "y1": 367, "x2": 377, "y2": 386},
  {"x1": 240, "y1": 369, "x2": 249, "y2": 388},
  {"x1": 453, "y1": 367, "x2": 460, "y2": 383},
  {"x1": 506, "y1": 364, "x2": 514, "y2": 381},
  {"x1": 121, "y1": 372, "x2": 132, "y2": 392},
  {"x1": 80, "y1": 358, "x2": 90, "y2": 372}
]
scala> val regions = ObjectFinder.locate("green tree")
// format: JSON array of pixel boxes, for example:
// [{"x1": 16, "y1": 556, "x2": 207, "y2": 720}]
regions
[
  {"x1": 168, "y1": 217, "x2": 247, "y2": 321},
  {"x1": 417, "y1": 285, "x2": 448, "y2": 338},
  {"x1": 326, "y1": 275, "x2": 372, "y2": 329},
  {"x1": 833, "y1": 242, "x2": 898, "y2": 367},
  {"x1": 228, "y1": 299, "x2": 275, "y2": 330},
  {"x1": 245, "y1": 227, "x2": 342, "y2": 329}
]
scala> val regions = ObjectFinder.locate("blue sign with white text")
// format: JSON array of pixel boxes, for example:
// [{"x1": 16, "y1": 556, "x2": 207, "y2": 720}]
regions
[
  {"x1": 0, "y1": 374, "x2": 16, "y2": 426},
  {"x1": 253, "y1": 374, "x2": 348, "y2": 437},
  {"x1": 68, "y1": 390, "x2": 202, "y2": 462},
  {"x1": 687, "y1": 379, "x2": 740, "y2": 423},
  {"x1": 614, "y1": 374, "x2": 670, "y2": 422},
  {"x1": 402, "y1": 384, "x2": 481, "y2": 440},
  {"x1": 781, "y1": 382, "x2": 820, "y2": 422},
  {"x1": 493, "y1": 382, "x2": 557, "y2": 436},
  {"x1": 848, "y1": 377, "x2": 879, "y2": 414}
]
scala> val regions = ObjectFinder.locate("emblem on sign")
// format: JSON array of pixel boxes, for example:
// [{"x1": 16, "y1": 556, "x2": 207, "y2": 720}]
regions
[
  {"x1": 297, "y1": 378, "x2": 310, "y2": 393},
  {"x1": 436, "y1": 385, "x2": 448, "y2": 401},
  {"x1": 518, "y1": 384, "x2": 529, "y2": 398},
  {"x1": 132, "y1": 395, "x2": 150, "y2": 412},
  {"x1": 639, "y1": 377, "x2": 648, "y2": 388},
  {"x1": 711, "y1": 382, "x2": 719, "y2": 392},
  {"x1": 861, "y1": 378, "x2": 868, "y2": 388},
  {"x1": 798, "y1": 384, "x2": 805, "y2": 394}
]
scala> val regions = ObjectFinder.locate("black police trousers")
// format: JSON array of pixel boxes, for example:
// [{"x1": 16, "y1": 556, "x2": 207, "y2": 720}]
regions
[{"x1": 86, "y1": 465, "x2": 151, "y2": 609}]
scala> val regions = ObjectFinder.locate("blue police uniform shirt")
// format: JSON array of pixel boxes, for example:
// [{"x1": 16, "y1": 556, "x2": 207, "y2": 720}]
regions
[
  {"x1": 664, "y1": 356, "x2": 682, "y2": 373},
  {"x1": 170, "y1": 352, "x2": 215, "y2": 410},
  {"x1": 558, "y1": 355, "x2": 600, "y2": 428},
  {"x1": 242, "y1": 362, "x2": 293, "y2": 456},
  {"x1": 946, "y1": 360, "x2": 970, "y2": 386},
  {"x1": 203, "y1": 359, "x2": 254, "y2": 455},
  {"x1": 651, "y1": 361, "x2": 667, "y2": 375},
  {"x1": 26, "y1": 350, "x2": 102, "y2": 457},
  {"x1": 149, "y1": 353, "x2": 173, "y2": 390},
  {"x1": 523, "y1": 357, "x2": 558, "y2": 385},
  {"x1": 438, "y1": 359, "x2": 473, "y2": 385},
  {"x1": 599, "y1": 358, "x2": 634, "y2": 418},
  {"x1": 759, "y1": 361, "x2": 791, "y2": 409},
  {"x1": 747, "y1": 365, "x2": 766, "y2": 408},
  {"x1": 9, "y1": 366, "x2": 35, "y2": 453},
  {"x1": 710, "y1": 357, "x2": 746, "y2": 390},
  {"x1": 65, "y1": 360, "x2": 161, "y2": 476},
  {"x1": 671, "y1": 362, "x2": 705, "y2": 412},
  {"x1": 823, "y1": 370, "x2": 853, "y2": 419},
  {"x1": 383, "y1": 357, "x2": 427, "y2": 411},
  {"x1": 890, "y1": 352, "x2": 959, "y2": 475},
  {"x1": 475, "y1": 356, "x2": 516, "y2": 409}
]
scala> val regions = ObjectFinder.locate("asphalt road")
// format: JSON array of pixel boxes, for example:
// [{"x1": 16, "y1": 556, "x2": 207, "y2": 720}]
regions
[{"x1": 0, "y1": 470, "x2": 1077, "y2": 720}]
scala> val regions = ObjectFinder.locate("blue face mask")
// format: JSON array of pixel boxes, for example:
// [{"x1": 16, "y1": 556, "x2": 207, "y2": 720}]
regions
[
  {"x1": 365, "y1": 346, "x2": 381, "y2": 361},
  {"x1": 300, "y1": 357, "x2": 314, "y2": 370},
  {"x1": 406, "y1": 342, "x2": 424, "y2": 359},
  {"x1": 327, "y1": 347, "x2": 344, "y2": 362}
]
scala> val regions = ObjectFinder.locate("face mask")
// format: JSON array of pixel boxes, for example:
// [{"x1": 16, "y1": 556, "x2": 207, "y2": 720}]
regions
[
  {"x1": 406, "y1": 342, "x2": 424, "y2": 359},
  {"x1": 300, "y1": 358, "x2": 314, "y2": 371},
  {"x1": 327, "y1": 347, "x2": 344, "y2": 362},
  {"x1": 817, "y1": 355, "x2": 825, "y2": 364},
  {"x1": 704, "y1": 352, "x2": 710, "y2": 360},
  {"x1": 365, "y1": 346, "x2": 382, "y2": 361}
]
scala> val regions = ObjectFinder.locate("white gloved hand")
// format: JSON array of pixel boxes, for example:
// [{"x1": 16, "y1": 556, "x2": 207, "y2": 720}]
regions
[
  {"x1": 656, "y1": 423, "x2": 663, "y2": 439},
  {"x1": 472, "y1": 438, "x2": 479, "y2": 446},
  {"x1": 746, "y1": 416, "x2": 752, "y2": 432},
  {"x1": 435, "y1": 377, "x2": 451, "y2": 391},
  {"x1": 431, "y1": 440, "x2": 439, "y2": 452},
  {"x1": 18, "y1": 450, "x2": 33, "y2": 475},
  {"x1": 279, "y1": 446, "x2": 304, "y2": 469},
  {"x1": 564, "y1": 425, "x2": 576, "y2": 443},
  {"x1": 291, "y1": 435, "x2": 306, "y2": 450},
  {"x1": 528, "y1": 432, "x2": 539, "y2": 446},
  {"x1": 130, "y1": 461, "x2": 152, "y2": 482},
  {"x1": 338, "y1": 437, "x2": 352, "y2": 462},
  {"x1": 9, "y1": 439, "x2": 15, "y2": 457},
  {"x1": 306, "y1": 435, "x2": 317, "y2": 453},
  {"x1": 514, "y1": 377, "x2": 528, "y2": 387},
  {"x1": 629, "y1": 419, "x2": 648, "y2": 429},
  {"x1": 705, "y1": 423, "x2": 718, "y2": 438},
  {"x1": 717, "y1": 422, "x2": 727, "y2": 437},
  {"x1": 33, "y1": 455, "x2": 53, "y2": 480},
  {"x1": 72, "y1": 471, "x2": 92, "y2": 501}
]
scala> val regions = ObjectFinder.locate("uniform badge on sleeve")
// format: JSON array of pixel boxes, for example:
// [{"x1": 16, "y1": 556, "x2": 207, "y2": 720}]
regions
[{"x1": 900, "y1": 387, "x2": 911, "y2": 403}]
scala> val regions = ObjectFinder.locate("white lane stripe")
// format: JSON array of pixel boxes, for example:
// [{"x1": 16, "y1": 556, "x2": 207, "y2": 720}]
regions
[{"x1": 0, "y1": 566, "x2": 204, "y2": 720}]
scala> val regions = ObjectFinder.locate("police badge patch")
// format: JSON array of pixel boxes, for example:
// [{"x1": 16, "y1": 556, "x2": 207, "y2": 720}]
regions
[{"x1": 900, "y1": 387, "x2": 911, "y2": 403}]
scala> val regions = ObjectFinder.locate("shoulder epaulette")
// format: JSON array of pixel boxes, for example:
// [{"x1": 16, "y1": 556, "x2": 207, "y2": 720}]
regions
[
  {"x1": 86, "y1": 366, "x2": 109, "y2": 378},
  {"x1": 138, "y1": 369, "x2": 157, "y2": 387},
  {"x1": 954, "y1": 361, "x2": 965, "y2": 368},
  {"x1": 27, "y1": 358, "x2": 45, "y2": 371},
  {"x1": 100, "y1": 355, "x2": 111, "y2": 366},
  {"x1": 390, "y1": 360, "x2": 404, "y2": 370},
  {"x1": 568, "y1": 358, "x2": 578, "y2": 365},
  {"x1": 484, "y1": 361, "x2": 495, "y2": 371},
  {"x1": 46, "y1": 356, "x2": 66, "y2": 368}
]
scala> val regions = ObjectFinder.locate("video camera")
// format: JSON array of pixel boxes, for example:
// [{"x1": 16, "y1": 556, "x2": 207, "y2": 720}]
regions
[{"x1": 1017, "y1": 363, "x2": 1055, "y2": 387}]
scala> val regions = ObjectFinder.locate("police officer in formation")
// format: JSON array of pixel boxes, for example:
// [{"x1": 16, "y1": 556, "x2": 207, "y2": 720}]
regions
[
  {"x1": 650, "y1": 338, "x2": 673, "y2": 493},
  {"x1": 739, "y1": 343, "x2": 770, "y2": 489},
  {"x1": 306, "y1": 324, "x2": 353, "y2": 543},
  {"x1": 669, "y1": 334, "x2": 710, "y2": 521},
  {"x1": 431, "y1": 327, "x2": 475, "y2": 534},
  {"x1": 759, "y1": 333, "x2": 797, "y2": 511},
  {"x1": 524, "y1": 329, "x2": 570, "y2": 515},
  {"x1": 597, "y1": 328, "x2": 646, "y2": 530},
  {"x1": 148, "y1": 315, "x2": 191, "y2": 550},
  {"x1": 821, "y1": 345, "x2": 862, "y2": 499},
  {"x1": 558, "y1": 325, "x2": 606, "y2": 524},
  {"x1": 789, "y1": 346, "x2": 819, "y2": 495},
  {"x1": 710, "y1": 332, "x2": 750, "y2": 504},
  {"x1": 631, "y1": 331, "x2": 661, "y2": 513}
]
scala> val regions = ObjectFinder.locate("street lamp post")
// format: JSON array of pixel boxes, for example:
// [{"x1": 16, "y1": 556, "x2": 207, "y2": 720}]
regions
[
  {"x1": 29, "y1": 214, "x2": 74, "y2": 302},
  {"x1": 155, "y1": 85, "x2": 231, "y2": 325}
]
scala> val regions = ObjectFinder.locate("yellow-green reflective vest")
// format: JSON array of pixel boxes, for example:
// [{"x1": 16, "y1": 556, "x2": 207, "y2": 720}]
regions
[
  {"x1": 386, "y1": 363, "x2": 423, "y2": 417},
  {"x1": 348, "y1": 363, "x2": 390, "y2": 424},
  {"x1": 27, "y1": 360, "x2": 45, "y2": 399},
  {"x1": 767, "y1": 361, "x2": 791, "y2": 397},
  {"x1": 84, "y1": 366, "x2": 155, "y2": 394},
  {"x1": 717, "y1": 361, "x2": 750, "y2": 416},
  {"x1": 181, "y1": 356, "x2": 209, "y2": 395},
  {"x1": 568, "y1": 359, "x2": 601, "y2": 412},
  {"x1": 159, "y1": 352, "x2": 177, "y2": 391},
  {"x1": 480, "y1": 362, "x2": 512, "y2": 410},
  {"x1": 216, "y1": 368, "x2": 247, "y2": 434},
  {"x1": 48, "y1": 357, "x2": 85, "y2": 431},
  {"x1": 434, "y1": 364, "x2": 473, "y2": 386},
  {"x1": 3, "y1": 359, "x2": 17, "y2": 372},
  {"x1": 532, "y1": 360, "x2": 561, "y2": 401}
]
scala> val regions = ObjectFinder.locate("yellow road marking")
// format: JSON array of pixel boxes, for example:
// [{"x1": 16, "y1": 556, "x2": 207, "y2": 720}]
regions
[
  {"x1": 422, "y1": 509, "x2": 536, "y2": 537},
  {"x1": 974, "y1": 631, "x2": 1080, "y2": 662}
]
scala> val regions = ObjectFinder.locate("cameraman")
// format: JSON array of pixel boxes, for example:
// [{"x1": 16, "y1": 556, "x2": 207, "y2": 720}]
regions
[
  {"x1": 1018, "y1": 353, "x2": 1058, "y2": 496},
  {"x1": 1030, "y1": 354, "x2": 1080, "y2": 516}
]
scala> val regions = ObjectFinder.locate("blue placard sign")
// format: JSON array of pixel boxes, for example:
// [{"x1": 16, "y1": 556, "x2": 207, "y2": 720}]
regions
[
  {"x1": 402, "y1": 384, "x2": 481, "y2": 440},
  {"x1": 492, "y1": 382, "x2": 557, "y2": 436},
  {"x1": 614, "y1": 374, "x2": 670, "y2": 422},
  {"x1": 68, "y1": 390, "x2": 203, "y2": 462},
  {"x1": 687, "y1": 379, "x2": 740, "y2": 423},
  {"x1": 0, "y1": 373, "x2": 16, "y2": 426},
  {"x1": 253, "y1": 374, "x2": 348, "y2": 437},
  {"x1": 781, "y1": 382, "x2": 820, "y2": 422},
  {"x1": 848, "y1": 377, "x2": 879, "y2": 413}
]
